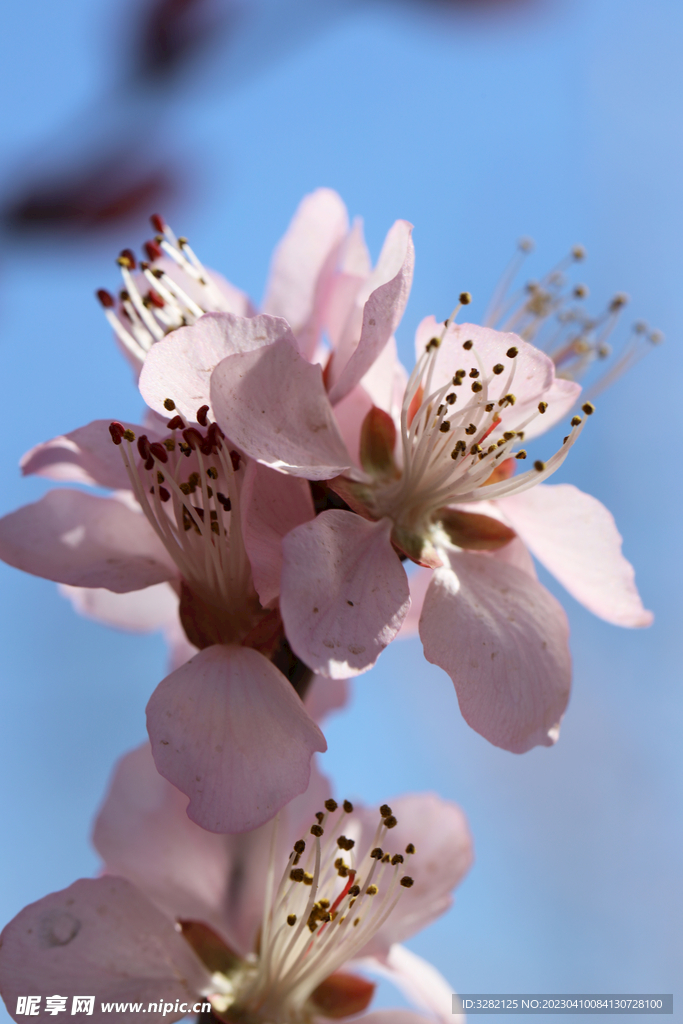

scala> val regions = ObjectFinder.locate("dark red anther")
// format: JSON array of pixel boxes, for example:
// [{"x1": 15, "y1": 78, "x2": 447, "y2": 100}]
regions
[
  {"x1": 200, "y1": 441, "x2": 213, "y2": 456},
  {"x1": 196, "y1": 404, "x2": 210, "y2": 427},
  {"x1": 147, "y1": 288, "x2": 165, "y2": 309},
  {"x1": 144, "y1": 456, "x2": 155, "y2": 471},
  {"x1": 206, "y1": 423, "x2": 221, "y2": 449},
  {"x1": 149, "y1": 441, "x2": 169, "y2": 464},
  {"x1": 108, "y1": 421, "x2": 124, "y2": 445},
  {"x1": 182, "y1": 427, "x2": 203, "y2": 450},
  {"x1": 158, "y1": 486, "x2": 171, "y2": 502},
  {"x1": 144, "y1": 239, "x2": 163, "y2": 261},
  {"x1": 150, "y1": 214, "x2": 165, "y2": 234},
  {"x1": 97, "y1": 288, "x2": 115, "y2": 309},
  {"x1": 137, "y1": 434, "x2": 151, "y2": 459},
  {"x1": 167, "y1": 415, "x2": 185, "y2": 431},
  {"x1": 119, "y1": 247, "x2": 137, "y2": 269},
  {"x1": 230, "y1": 450, "x2": 241, "y2": 471}
]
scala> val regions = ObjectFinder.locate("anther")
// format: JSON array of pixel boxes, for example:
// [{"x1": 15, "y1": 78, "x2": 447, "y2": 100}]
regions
[
  {"x1": 571, "y1": 245, "x2": 586, "y2": 261},
  {"x1": 371, "y1": 848, "x2": 383, "y2": 860},
  {"x1": 158, "y1": 487, "x2": 170, "y2": 502},
  {"x1": 168, "y1": 415, "x2": 185, "y2": 432},
  {"x1": 534, "y1": 460, "x2": 546, "y2": 472},
  {"x1": 471, "y1": 444, "x2": 482, "y2": 455},
  {"x1": 144, "y1": 240, "x2": 163, "y2": 262},
  {"x1": 348, "y1": 885, "x2": 361, "y2": 897},
  {"x1": 384, "y1": 815, "x2": 398, "y2": 829},
  {"x1": 146, "y1": 289, "x2": 165, "y2": 309},
  {"x1": 303, "y1": 873, "x2": 314, "y2": 886},
  {"x1": 216, "y1": 493, "x2": 231, "y2": 512},
  {"x1": 439, "y1": 421, "x2": 451, "y2": 433},
  {"x1": 366, "y1": 885, "x2": 378, "y2": 896},
  {"x1": 290, "y1": 868, "x2": 304, "y2": 883},
  {"x1": 446, "y1": 393, "x2": 457, "y2": 405},
  {"x1": 426, "y1": 337, "x2": 440, "y2": 352},
  {"x1": 610, "y1": 293, "x2": 628, "y2": 311},
  {"x1": 469, "y1": 369, "x2": 479, "y2": 378},
  {"x1": 149, "y1": 442, "x2": 168, "y2": 463},
  {"x1": 471, "y1": 381, "x2": 483, "y2": 393},
  {"x1": 108, "y1": 422, "x2": 124, "y2": 445},
  {"x1": 324, "y1": 798, "x2": 338, "y2": 813},
  {"x1": 310, "y1": 824, "x2": 324, "y2": 837},
  {"x1": 206, "y1": 467, "x2": 218, "y2": 480},
  {"x1": 499, "y1": 394, "x2": 516, "y2": 406},
  {"x1": 405, "y1": 844, "x2": 415, "y2": 854},
  {"x1": 516, "y1": 450, "x2": 527, "y2": 460},
  {"x1": 337, "y1": 836, "x2": 355, "y2": 851},
  {"x1": 400, "y1": 877, "x2": 415, "y2": 888},
  {"x1": 459, "y1": 292, "x2": 472, "y2": 305},
  {"x1": 230, "y1": 450, "x2": 241, "y2": 471},
  {"x1": 571, "y1": 416, "x2": 582, "y2": 427},
  {"x1": 137, "y1": 435, "x2": 151, "y2": 459},
  {"x1": 163, "y1": 398, "x2": 176, "y2": 411},
  {"x1": 492, "y1": 364, "x2": 505, "y2": 375},
  {"x1": 117, "y1": 248, "x2": 137, "y2": 270},
  {"x1": 582, "y1": 402, "x2": 595, "y2": 415},
  {"x1": 538, "y1": 401, "x2": 548, "y2": 414},
  {"x1": 287, "y1": 915, "x2": 297, "y2": 926},
  {"x1": 463, "y1": 340, "x2": 474, "y2": 351},
  {"x1": 293, "y1": 839, "x2": 306, "y2": 855},
  {"x1": 150, "y1": 214, "x2": 165, "y2": 233},
  {"x1": 465, "y1": 424, "x2": 477, "y2": 435},
  {"x1": 343, "y1": 800, "x2": 354, "y2": 813},
  {"x1": 315, "y1": 811, "x2": 324, "y2": 823},
  {"x1": 391, "y1": 854, "x2": 404, "y2": 865},
  {"x1": 96, "y1": 288, "x2": 115, "y2": 308},
  {"x1": 573, "y1": 284, "x2": 588, "y2": 299},
  {"x1": 503, "y1": 431, "x2": 516, "y2": 440},
  {"x1": 506, "y1": 346, "x2": 518, "y2": 358},
  {"x1": 196, "y1": 405, "x2": 210, "y2": 427},
  {"x1": 485, "y1": 403, "x2": 495, "y2": 412}
]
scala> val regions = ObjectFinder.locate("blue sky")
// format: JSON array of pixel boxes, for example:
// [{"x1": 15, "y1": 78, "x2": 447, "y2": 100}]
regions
[{"x1": 0, "y1": 1, "x2": 681, "y2": 1019}]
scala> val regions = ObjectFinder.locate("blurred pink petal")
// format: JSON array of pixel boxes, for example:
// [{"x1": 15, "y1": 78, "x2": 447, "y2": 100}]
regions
[
  {"x1": 303, "y1": 675, "x2": 350, "y2": 723},
  {"x1": 420, "y1": 550, "x2": 571, "y2": 752},
  {"x1": 210, "y1": 338, "x2": 351, "y2": 479},
  {"x1": 59, "y1": 581, "x2": 179, "y2": 633},
  {"x1": 240, "y1": 460, "x2": 315, "y2": 607},
  {"x1": 354, "y1": 793, "x2": 473, "y2": 956},
  {"x1": 263, "y1": 188, "x2": 349, "y2": 359},
  {"x1": 356, "y1": 945, "x2": 460, "y2": 1024},
  {"x1": 0, "y1": 877, "x2": 210, "y2": 1020},
  {"x1": 498, "y1": 483, "x2": 652, "y2": 626},
  {"x1": 0, "y1": 489, "x2": 176, "y2": 592},
  {"x1": 139, "y1": 312, "x2": 289, "y2": 422},
  {"x1": 280, "y1": 511, "x2": 410, "y2": 678},
  {"x1": 146, "y1": 644, "x2": 326, "y2": 833}
]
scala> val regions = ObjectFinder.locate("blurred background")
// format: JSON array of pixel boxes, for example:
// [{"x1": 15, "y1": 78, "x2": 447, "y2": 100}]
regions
[{"x1": 0, "y1": 0, "x2": 681, "y2": 1020}]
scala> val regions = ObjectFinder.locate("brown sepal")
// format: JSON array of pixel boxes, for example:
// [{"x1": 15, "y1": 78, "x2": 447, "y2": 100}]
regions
[
  {"x1": 437, "y1": 507, "x2": 516, "y2": 550},
  {"x1": 178, "y1": 919, "x2": 240, "y2": 975},
  {"x1": 310, "y1": 971, "x2": 376, "y2": 1019},
  {"x1": 391, "y1": 524, "x2": 443, "y2": 568},
  {"x1": 326, "y1": 476, "x2": 377, "y2": 521},
  {"x1": 360, "y1": 406, "x2": 398, "y2": 479}
]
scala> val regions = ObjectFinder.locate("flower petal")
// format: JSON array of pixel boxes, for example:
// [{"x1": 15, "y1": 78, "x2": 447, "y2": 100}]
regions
[
  {"x1": 146, "y1": 645, "x2": 327, "y2": 833},
  {"x1": 280, "y1": 512, "x2": 410, "y2": 678},
  {"x1": 59, "y1": 581, "x2": 179, "y2": 632},
  {"x1": 304, "y1": 675, "x2": 351, "y2": 723},
  {"x1": 240, "y1": 461, "x2": 315, "y2": 607},
  {"x1": 263, "y1": 188, "x2": 349, "y2": 347},
  {"x1": 521, "y1": 376, "x2": 582, "y2": 439},
  {"x1": 355, "y1": 793, "x2": 473, "y2": 957},
  {"x1": 139, "y1": 312, "x2": 290, "y2": 421},
  {"x1": 420, "y1": 550, "x2": 571, "y2": 752},
  {"x1": 328, "y1": 221, "x2": 414, "y2": 405},
  {"x1": 0, "y1": 489, "x2": 177, "y2": 592},
  {"x1": 396, "y1": 567, "x2": 433, "y2": 639},
  {"x1": 497, "y1": 483, "x2": 652, "y2": 627},
  {"x1": 210, "y1": 339, "x2": 352, "y2": 479},
  {"x1": 20, "y1": 420, "x2": 145, "y2": 490},
  {"x1": 356, "y1": 945, "x2": 460, "y2": 1024},
  {"x1": 0, "y1": 877, "x2": 210, "y2": 1022}
]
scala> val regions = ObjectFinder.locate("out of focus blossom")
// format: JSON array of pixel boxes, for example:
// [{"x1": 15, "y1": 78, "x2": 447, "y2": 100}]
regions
[{"x1": 0, "y1": 747, "x2": 472, "y2": 1024}]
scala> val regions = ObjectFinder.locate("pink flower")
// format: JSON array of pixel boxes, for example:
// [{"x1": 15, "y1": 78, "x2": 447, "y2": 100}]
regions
[
  {"x1": 0, "y1": 413, "x2": 330, "y2": 833},
  {"x1": 208, "y1": 311, "x2": 651, "y2": 753},
  {"x1": 0, "y1": 746, "x2": 473, "y2": 1024}
]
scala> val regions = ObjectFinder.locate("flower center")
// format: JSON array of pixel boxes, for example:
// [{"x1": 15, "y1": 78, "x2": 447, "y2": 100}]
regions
[
  {"x1": 109, "y1": 404, "x2": 261, "y2": 646},
  {"x1": 210, "y1": 800, "x2": 415, "y2": 1023},
  {"x1": 371, "y1": 326, "x2": 590, "y2": 552}
]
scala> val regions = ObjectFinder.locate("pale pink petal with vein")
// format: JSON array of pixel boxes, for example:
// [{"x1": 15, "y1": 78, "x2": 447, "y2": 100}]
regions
[
  {"x1": 0, "y1": 489, "x2": 177, "y2": 592},
  {"x1": 355, "y1": 945, "x2": 460, "y2": 1024},
  {"x1": 146, "y1": 645, "x2": 327, "y2": 833},
  {"x1": 240, "y1": 461, "x2": 315, "y2": 607},
  {"x1": 498, "y1": 483, "x2": 652, "y2": 626},
  {"x1": 280, "y1": 511, "x2": 410, "y2": 678},
  {"x1": 420, "y1": 550, "x2": 571, "y2": 752},
  {"x1": 139, "y1": 312, "x2": 291, "y2": 421},
  {"x1": 210, "y1": 339, "x2": 351, "y2": 479},
  {"x1": 328, "y1": 222, "x2": 414, "y2": 405},
  {"x1": 0, "y1": 877, "x2": 210, "y2": 1023}
]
